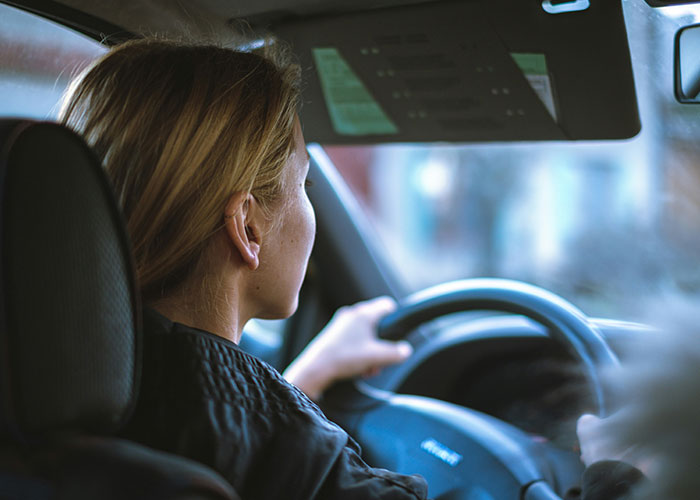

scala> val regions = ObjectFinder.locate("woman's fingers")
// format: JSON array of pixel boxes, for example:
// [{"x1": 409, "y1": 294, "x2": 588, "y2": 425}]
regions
[
  {"x1": 363, "y1": 338, "x2": 413, "y2": 367},
  {"x1": 283, "y1": 296, "x2": 411, "y2": 400}
]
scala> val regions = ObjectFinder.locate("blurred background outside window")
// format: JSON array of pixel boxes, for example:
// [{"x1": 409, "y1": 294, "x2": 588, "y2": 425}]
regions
[{"x1": 0, "y1": 4, "x2": 105, "y2": 119}]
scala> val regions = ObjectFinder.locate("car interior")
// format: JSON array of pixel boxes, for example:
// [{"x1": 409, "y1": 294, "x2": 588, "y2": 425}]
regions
[{"x1": 0, "y1": 0, "x2": 699, "y2": 499}]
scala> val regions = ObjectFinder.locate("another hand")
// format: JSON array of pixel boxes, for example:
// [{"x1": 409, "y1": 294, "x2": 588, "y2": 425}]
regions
[
  {"x1": 577, "y1": 412, "x2": 653, "y2": 475},
  {"x1": 283, "y1": 296, "x2": 413, "y2": 401},
  {"x1": 577, "y1": 413, "x2": 624, "y2": 467}
]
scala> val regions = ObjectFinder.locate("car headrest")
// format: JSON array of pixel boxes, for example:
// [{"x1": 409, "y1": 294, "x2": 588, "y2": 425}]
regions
[{"x1": 0, "y1": 120, "x2": 140, "y2": 442}]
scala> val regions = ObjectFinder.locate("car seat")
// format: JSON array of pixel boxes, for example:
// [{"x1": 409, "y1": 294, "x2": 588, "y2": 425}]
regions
[{"x1": 0, "y1": 119, "x2": 240, "y2": 500}]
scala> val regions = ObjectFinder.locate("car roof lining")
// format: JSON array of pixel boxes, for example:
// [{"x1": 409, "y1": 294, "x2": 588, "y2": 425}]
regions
[{"x1": 8, "y1": 0, "x2": 697, "y2": 38}]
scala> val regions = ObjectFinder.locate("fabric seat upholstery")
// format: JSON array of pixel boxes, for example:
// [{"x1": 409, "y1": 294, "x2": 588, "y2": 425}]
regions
[{"x1": 0, "y1": 119, "x2": 239, "y2": 500}]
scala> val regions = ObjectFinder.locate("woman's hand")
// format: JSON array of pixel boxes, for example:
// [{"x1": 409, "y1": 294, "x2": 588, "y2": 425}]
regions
[{"x1": 283, "y1": 296, "x2": 413, "y2": 401}]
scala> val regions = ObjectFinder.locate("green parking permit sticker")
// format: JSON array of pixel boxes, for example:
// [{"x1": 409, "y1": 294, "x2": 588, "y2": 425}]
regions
[
  {"x1": 511, "y1": 52, "x2": 557, "y2": 121},
  {"x1": 511, "y1": 53, "x2": 548, "y2": 76},
  {"x1": 312, "y1": 47, "x2": 398, "y2": 136}
]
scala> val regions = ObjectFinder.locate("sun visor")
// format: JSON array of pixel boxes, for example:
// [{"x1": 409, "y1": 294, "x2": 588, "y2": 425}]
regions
[
  {"x1": 273, "y1": 0, "x2": 639, "y2": 144},
  {"x1": 645, "y1": 0, "x2": 700, "y2": 6}
]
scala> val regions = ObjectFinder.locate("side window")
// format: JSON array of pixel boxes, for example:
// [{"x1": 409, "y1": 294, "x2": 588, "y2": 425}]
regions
[{"x1": 0, "y1": 3, "x2": 106, "y2": 119}]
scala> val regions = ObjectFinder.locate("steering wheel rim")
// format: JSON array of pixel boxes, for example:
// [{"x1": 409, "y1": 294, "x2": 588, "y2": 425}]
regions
[
  {"x1": 376, "y1": 278, "x2": 619, "y2": 417},
  {"x1": 322, "y1": 279, "x2": 620, "y2": 499}
]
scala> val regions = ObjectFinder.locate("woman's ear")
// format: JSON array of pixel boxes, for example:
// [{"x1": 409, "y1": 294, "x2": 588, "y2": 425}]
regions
[{"x1": 223, "y1": 192, "x2": 264, "y2": 270}]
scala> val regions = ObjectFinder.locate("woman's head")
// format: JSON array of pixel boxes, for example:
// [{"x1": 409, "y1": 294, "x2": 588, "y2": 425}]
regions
[{"x1": 61, "y1": 39, "x2": 306, "y2": 308}]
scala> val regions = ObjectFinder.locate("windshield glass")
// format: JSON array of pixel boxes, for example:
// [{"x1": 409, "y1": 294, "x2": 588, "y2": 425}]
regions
[{"x1": 323, "y1": 0, "x2": 700, "y2": 321}]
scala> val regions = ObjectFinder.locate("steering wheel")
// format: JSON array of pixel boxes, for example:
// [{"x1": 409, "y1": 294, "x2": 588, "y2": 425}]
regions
[{"x1": 322, "y1": 278, "x2": 619, "y2": 500}]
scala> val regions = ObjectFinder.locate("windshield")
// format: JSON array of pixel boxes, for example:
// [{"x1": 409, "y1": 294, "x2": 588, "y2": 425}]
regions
[{"x1": 324, "y1": 0, "x2": 700, "y2": 321}]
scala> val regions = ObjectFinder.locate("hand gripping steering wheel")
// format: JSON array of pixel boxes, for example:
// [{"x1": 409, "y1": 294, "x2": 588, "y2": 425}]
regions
[{"x1": 322, "y1": 278, "x2": 619, "y2": 500}]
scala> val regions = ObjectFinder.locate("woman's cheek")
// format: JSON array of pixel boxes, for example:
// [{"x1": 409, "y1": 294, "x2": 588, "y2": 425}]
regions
[{"x1": 305, "y1": 198, "x2": 317, "y2": 250}]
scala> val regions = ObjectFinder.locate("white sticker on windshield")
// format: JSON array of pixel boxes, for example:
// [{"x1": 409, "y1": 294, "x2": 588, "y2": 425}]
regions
[{"x1": 511, "y1": 53, "x2": 558, "y2": 122}]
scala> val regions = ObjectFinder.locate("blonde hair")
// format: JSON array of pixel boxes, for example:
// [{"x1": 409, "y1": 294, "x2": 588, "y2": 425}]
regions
[{"x1": 60, "y1": 39, "x2": 301, "y2": 301}]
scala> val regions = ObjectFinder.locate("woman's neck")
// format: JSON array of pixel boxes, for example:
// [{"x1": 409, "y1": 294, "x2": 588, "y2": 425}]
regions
[
  {"x1": 148, "y1": 234, "x2": 257, "y2": 344},
  {"x1": 150, "y1": 279, "x2": 246, "y2": 344}
]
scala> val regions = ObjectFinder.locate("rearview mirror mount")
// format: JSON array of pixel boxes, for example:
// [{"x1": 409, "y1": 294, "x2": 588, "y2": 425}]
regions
[{"x1": 675, "y1": 23, "x2": 700, "y2": 103}]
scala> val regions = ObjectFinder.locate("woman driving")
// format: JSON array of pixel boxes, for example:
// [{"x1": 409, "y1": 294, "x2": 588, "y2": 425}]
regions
[
  {"x1": 60, "y1": 38, "x2": 644, "y2": 500},
  {"x1": 61, "y1": 38, "x2": 424, "y2": 498}
]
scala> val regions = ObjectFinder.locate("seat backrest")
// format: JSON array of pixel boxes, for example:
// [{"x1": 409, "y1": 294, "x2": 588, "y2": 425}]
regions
[
  {"x1": 0, "y1": 119, "x2": 238, "y2": 500},
  {"x1": 0, "y1": 119, "x2": 139, "y2": 440}
]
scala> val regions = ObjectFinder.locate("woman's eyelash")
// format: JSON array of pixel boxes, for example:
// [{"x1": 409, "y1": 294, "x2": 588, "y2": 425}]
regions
[{"x1": 305, "y1": 179, "x2": 314, "y2": 188}]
